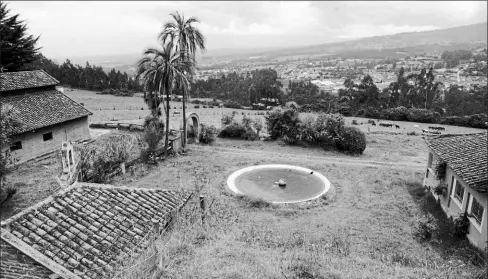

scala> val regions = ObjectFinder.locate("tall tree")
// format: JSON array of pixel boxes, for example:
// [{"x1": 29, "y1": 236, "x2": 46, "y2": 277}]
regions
[
  {"x1": 136, "y1": 45, "x2": 193, "y2": 157},
  {"x1": 0, "y1": 2, "x2": 41, "y2": 72},
  {"x1": 159, "y1": 11, "x2": 205, "y2": 148}
]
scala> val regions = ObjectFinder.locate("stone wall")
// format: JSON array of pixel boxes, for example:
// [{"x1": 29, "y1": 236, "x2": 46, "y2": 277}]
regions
[
  {"x1": 0, "y1": 239, "x2": 54, "y2": 279},
  {"x1": 3, "y1": 116, "x2": 90, "y2": 165}
]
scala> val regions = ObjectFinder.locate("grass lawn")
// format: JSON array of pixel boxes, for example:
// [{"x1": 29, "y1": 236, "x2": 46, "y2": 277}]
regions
[
  {"x1": 2, "y1": 89, "x2": 486, "y2": 278},
  {"x1": 107, "y1": 134, "x2": 485, "y2": 278}
]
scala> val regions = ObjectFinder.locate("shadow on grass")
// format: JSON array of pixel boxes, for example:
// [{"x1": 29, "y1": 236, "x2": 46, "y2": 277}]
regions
[
  {"x1": 405, "y1": 180, "x2": 487, "y2": 271},
  {"x1": 235, "y1": 195, "x2": 274, "y2": 209}
]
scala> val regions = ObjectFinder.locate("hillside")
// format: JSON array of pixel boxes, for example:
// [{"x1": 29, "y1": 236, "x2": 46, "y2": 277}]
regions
[{"x1": 204, "y1": 22, "x2": 488, "y2": 60}]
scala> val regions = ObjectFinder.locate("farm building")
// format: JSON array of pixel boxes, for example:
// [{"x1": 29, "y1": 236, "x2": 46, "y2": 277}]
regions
[
  {"x1": 423, "y1": 132, "x2": 488, "y2": 250},
  {"x1": 0, "y1": 70, "x2": 92, "y2": 164},
  {"x1": 0, "y1": 182, "x2": 192, "y2": 279}
]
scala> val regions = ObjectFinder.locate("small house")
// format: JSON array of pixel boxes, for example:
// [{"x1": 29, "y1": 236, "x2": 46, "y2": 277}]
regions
[
  {"x1": 0, "y1": 70, "x2": 92, "y2": 164},
  {"x1": 423, "y1": 132, "x2": 488, "y2": 250}
]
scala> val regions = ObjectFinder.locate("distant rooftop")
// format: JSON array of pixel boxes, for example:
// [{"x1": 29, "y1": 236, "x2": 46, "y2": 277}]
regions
[{"x1": 0, "y1": 70, "x2": 59, "y2": 92}]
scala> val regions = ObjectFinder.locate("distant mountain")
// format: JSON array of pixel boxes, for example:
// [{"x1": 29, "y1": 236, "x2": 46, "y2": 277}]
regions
[
  {"x1": 201, "y1": 22, "x2": 488, "y2": 60},
  {"x1": 58, "y1": 22, "x2": 487, "y2": 72}
]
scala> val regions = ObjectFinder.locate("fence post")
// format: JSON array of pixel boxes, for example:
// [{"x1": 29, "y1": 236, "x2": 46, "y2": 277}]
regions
[{"x1": 199, "y1": 195, "x2": 205, "y2": 225}]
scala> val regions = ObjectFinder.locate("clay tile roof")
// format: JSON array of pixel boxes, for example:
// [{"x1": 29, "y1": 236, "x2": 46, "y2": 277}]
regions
[
  {"x1": 0, "y1": 89, "x2": 92, "y2": 134},
  {"x1": 0, "y1": 70, "x2": 59, "y2": 92},
  {"x1": 425, "y1": 132, "x2": 488, "y2": 193},
  {"x1": 0, "y1": 183, "x2": 192, "y2": 279}
]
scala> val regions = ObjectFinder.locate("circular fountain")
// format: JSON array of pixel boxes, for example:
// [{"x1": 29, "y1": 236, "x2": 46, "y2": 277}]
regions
[{"x1": 227, "y1": 164, "x2": 330, "y2": 204}]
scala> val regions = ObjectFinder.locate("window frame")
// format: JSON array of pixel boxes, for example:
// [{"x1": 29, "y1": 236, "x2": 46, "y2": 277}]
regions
[
  {"x1": 468, "y1": 195, "x2": 485, "y2": 233},
  {"x1": 450, "y1": 179, "x2": 465, "y2": 209},
  {"x1": 10, "y1": 141, "x2": 22, "y2": 151},
  {"x1": 43, "y1": 132, "x2": 53, "y2": 141}
]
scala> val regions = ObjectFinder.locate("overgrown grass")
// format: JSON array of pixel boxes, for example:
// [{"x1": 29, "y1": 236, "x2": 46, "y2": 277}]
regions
[{"x1": 2, "y1": 125, "x2": 486, "y2": 277}]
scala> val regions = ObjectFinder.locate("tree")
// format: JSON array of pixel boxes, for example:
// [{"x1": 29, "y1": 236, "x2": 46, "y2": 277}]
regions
[
  {"x1": 136, "y1": 45, "x2": 193, "y2": 157},
  {"x1": 0, "y1": 105, "x2": 23, "y2": 184},
  {"x1": 159, "y1": 11, "x2": 206, "y2": 148},
  {"x1": 0, "y1": 2, "x2": 41, "y2": 72}
]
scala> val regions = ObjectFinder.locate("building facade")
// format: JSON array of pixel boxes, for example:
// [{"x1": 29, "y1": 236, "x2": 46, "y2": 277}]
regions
[
  {"x1": 423, "y1": 133, "x2": 488, "y2": 250},
  {"x1": 1, "y1": 70, "x2": 92, "y2": 164}
]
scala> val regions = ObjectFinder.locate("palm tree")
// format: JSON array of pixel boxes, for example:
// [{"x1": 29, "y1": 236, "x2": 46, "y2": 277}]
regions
[
  {"x1": 136, "y1": 44, "x2": 193, "y2": 157},
  {"x1": 159, "y1": 11, "x2": 206, "y2": 148}
]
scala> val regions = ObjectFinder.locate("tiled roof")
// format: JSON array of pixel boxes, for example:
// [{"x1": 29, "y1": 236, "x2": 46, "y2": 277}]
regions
[
  {"x1": 425, "y1": 132, "x2": 488, "y2": 193},
  {"x1": 0, "y1": 89, "x2": 92, "y2": 134},
  {"x1": 0, "y1": 70, "x2": 59, "y2": 92},
  {"x1": 0, "y1": 183, "x2": 192, "y2": 279}
]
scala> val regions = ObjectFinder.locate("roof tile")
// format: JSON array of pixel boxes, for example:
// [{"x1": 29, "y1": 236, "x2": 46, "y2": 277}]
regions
[
  {"x1": 1, "y1": 183, "x2": 191, "y2": 279},
  {"x1": 0, "y1": 70, "x2": 59, "y2": 92},
  {"x1": 425, "y1": 132, "x2": 488, "y2": 193},
  {"x1": 1, "y1": 88, "x2": 92, "y2": 134}
]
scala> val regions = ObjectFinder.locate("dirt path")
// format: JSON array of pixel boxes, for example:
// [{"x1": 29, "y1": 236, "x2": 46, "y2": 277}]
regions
[{"x1": 189, "y1": 145, "x2": 425, "y2": 171}]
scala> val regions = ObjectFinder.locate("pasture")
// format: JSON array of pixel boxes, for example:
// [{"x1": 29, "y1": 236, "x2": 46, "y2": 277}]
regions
[{"x1": 64, "y1": 89, "x2": 484, "y2": 136}]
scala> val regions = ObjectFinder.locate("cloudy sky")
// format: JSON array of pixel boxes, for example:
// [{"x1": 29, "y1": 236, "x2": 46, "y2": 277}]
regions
[{"x1": 6, "y1": 1, "x2": 488, "y2": 60}]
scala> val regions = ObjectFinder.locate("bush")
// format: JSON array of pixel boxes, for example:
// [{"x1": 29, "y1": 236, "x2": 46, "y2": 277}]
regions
[
  {"x1": 383, "y1": 106, "x2": 409, "y2": 121},
  {"x1": 265, "y1": 108, "x2": 300, "y2": 143},
  {"x1": 202, "y1": 105, "x2": 208, "y2": 108},
  {"x1": 219, "y1": 122, "x2": 247, "y2": 138},
  {"x1": 336, "y1": 126, "x2": 366, "y2": 155},
  {"x1": 221, "y1": 113, "x2": 235, "y2": 126},
  {"x1": 143, "y1": 115, "x2": 165, "y2": 151},
  {"x1": 406, "y1": 108, "x2": 438, "y2": 123},
  {"x1": 415, "y1": 213, "x2": 439, "y2": 241},
  {"x1": 351, "y1": 119, "x2": 358, "y2": 125},
  {"x1": 194, "y1": 105, "x2": 200, "y2": 109},
  {"x1": 453, "y1": 213, "x2": 470, "y2": 239},
  {"x1": 407, "y1": 131, "x2": 417, "y2": 136},
  {"x1": 199, "y1": 124, "x2": 217, "y2": 144},
  {"x1": 223, "y1": 100, "x2": 242, "y2": 109}
]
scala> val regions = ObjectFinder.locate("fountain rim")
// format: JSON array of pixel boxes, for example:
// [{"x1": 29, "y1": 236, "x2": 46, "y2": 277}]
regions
[{"x1": 227, "y1": 164, "x2": 331, "y2": 204}]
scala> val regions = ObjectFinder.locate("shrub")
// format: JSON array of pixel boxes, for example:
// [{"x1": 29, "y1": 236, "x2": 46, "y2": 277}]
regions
[
  {"x1": 265, "y1": 108, "x2": 300, "y2": 142},
  {"x1": 414, "y1": 213, "x2": 439, "y2": 241},
  {"x1": 194, "y1": 105, "x2": 200, "y2": 109},
  {"x1": 223, "y1": 100, "x2": 242, "y2": 109},
  {"x1": 219, "y1": 122, "x2": 247, "y2": 138},
  {"x1": 406, "y1": 108, "x2": 437, "y2": 123},
  {"x1": 336, "y1": 126, "x2": 366, "y2": 155},
  {"x1": 383, "y1": 106, "x2": 408, "y2": 121},
  {"x1": 199, "y1": 124, "x2": 217, "y2": 144},
  {"x1": 143, "y1": 115, "x2": 165, "y2": 152},
  {"x1": 407, "y1": 131, "x2": 417, "y2": 136},
  {"x1": 351, "y1": 119, "x2": 358, "y2": 125},
  {"x1": 452, "y1": 213, "x2": 470, "y2": 239},
  {"x1": 434, "y1": 161, "x2": 447, "y2": 181},
  {"x1": 221, "y1": 113, "x2": 235, "y2": 126}
]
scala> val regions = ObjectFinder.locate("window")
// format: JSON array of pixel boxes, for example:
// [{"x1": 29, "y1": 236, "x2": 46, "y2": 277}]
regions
[
  {"x1": 470, "y1": 197, "x2": 484, "y2": 225},
  {"x1": 453, "y1": 181, "x2": 465, "y2": 202},
  {"x1": 10, "y1": 141, "x2": 22, "y2": 151},
  {"x1": 43, "y1": 132, "x2": 53, "y2": 141}
]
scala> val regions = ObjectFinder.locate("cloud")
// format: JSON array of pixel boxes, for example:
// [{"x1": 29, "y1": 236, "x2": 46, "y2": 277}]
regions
[{"x1": 4, "y1": 1, "x2": 487, "y2": 59}]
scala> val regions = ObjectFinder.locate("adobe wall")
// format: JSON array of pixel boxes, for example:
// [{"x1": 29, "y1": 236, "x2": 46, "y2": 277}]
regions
[{"x1": 2, "y1": 117, "x2": 90, "y2": 165}]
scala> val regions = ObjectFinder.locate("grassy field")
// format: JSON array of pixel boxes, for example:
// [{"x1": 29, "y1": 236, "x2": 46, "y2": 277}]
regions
[
  {"x1": 64, "y1": 89, "x2": 484, "y2": 136},
  {"x1": 2, "y1": 89, "x2": 486, "y2": 278}
]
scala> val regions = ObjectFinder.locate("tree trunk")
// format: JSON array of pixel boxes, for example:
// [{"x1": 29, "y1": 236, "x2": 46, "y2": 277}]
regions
[
  {"x1": 182, "y1": 88, "x2": 187, "y2": 149},
  {"x1": 164, "y1": 88, "x2": 171, "y2": 157}
]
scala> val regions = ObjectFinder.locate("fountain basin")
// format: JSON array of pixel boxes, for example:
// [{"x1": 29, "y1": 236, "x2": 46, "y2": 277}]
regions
[{"x1": 227, "y1": 164, "x2": 330, "y2": 204}]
